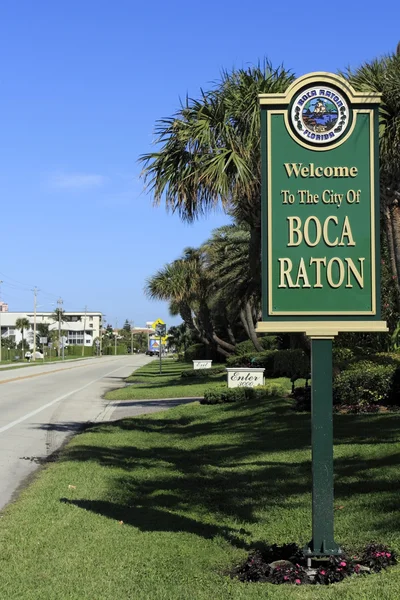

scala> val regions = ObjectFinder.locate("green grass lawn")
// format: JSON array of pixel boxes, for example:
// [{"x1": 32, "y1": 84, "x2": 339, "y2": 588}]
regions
[
  {"x1": 106, "y1": 359, "x2": 293, "y2": 401},
  {"x1": 0, "y1": 362, "x2": 399, "y2": 598}
]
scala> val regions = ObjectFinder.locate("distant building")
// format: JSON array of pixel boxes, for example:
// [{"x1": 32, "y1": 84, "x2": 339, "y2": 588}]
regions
[
  {"x1": 0, "y1": 310, "x2": 103, "y2": 348},
  {"x1": 0, "y1": 302, "x2": 9, "y2": 313}
]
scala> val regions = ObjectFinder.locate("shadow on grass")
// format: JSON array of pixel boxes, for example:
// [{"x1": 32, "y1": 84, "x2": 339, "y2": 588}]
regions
[{"x1": 59, "y1": 398, "x2": 400, "y2": 548}]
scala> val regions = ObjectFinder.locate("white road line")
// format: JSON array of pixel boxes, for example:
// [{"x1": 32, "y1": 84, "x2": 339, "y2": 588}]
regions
[{"x1": 0, "y1": 364, "x2": 129, "y2": 435}]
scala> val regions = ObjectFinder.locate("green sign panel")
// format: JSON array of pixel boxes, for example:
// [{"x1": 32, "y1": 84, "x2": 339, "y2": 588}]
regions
[{"x1": 258, "y1": 72, "x2": 387, "y2": 334}]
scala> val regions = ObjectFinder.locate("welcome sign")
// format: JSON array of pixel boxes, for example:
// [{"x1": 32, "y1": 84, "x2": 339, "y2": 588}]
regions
[{"x1": 257, "y1": 72, "x2": 387, "y2": 336}]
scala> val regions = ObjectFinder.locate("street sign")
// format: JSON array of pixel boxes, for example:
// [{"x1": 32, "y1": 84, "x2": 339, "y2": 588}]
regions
[
  {"x1": 257, "y1": 72, "x2": 388, "y2": 558},
  {"x1": 39, "y1": 337, "x2": 47, "y2": 344},
  {"x1": 155, "y1": 323, "x2": 166, "y2": 336},
  {"x1": 151, "y1": 318, "x2": 165, "y2": 329}
]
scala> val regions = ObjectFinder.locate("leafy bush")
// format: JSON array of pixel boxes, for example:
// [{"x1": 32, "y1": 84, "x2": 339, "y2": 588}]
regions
[
  {"x1": 292, "y1": 386, "x2": 311, "y2": 411},
  {"x1": 103, "y1": 345, "x2": 127, "y2": 355},
  {"x1": 235, "y1": 336, "x2": 278, "y2": 355},
  {"x1": 253, "y1": 382, "x2": 289, "y2": 399},
  {"x1": 273, "y1": 349, "x2": 310, "y2": 388},
  {"x1": 226, "y1": 350, "x2": 278, "y2": 376},
  {"x1": 184, "y1": 343, "x2": 207, "y2": 361},
  {"x1": 201, "y1": 387, "x2": 255, "y2": 404},
  {"x1": 333, "y1": 360, "x2": 398, "y2": 406},
  {"x1": 332, "y1": 347, "x2": 355, "y2": 371},
  {"x1": 181, "y1": 368, "x2": 220, "y2": 378}
]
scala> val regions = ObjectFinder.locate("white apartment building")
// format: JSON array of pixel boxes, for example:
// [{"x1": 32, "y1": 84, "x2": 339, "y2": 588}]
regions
[{"x1": 0, "y1": 310, "x2": 103, "y2": 348}]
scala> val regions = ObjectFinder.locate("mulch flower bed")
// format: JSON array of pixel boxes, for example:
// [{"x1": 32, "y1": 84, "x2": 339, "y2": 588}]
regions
[{"x1": 231, "y1": 542, "x2": 396, "y2": 586}]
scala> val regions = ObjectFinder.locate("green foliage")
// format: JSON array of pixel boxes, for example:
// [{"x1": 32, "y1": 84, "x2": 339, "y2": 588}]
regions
[
  {"x1": 180, "y1": 366, "x2": 225, "y2": 379},
  {"x1": 201, "y1": 386, "x2": 255, "y2": 404},
  {"x1": 66, "y1": 345, "x2": 95, "y2": 357},
  {"x1": 234, "y1": 336, "x2": 278, "y2": 355},
  {"x1": 226, "y1": 350, "x2": 278, "y2": 376},
  {"x1": 273, "y1": 349, "x2": 310, "y2": 381},
  {"x1": 332, "y1": 347, "x2": 355, "y2": 370},
  {"x1": 184, "y1": 343, "x2": 208, "y2": 361},
  {"x1": 123, "y1": 319, "x2": 131, "y2": 332},
  {"x1": 103, "y1": 345, "x2": 128, "y2": 355},
  {"x1": 333, "y1": 361, "x2": 398, "y2": 406}
]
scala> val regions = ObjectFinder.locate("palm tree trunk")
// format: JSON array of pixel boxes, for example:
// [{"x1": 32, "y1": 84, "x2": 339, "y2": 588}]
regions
[
  {"x1": 245, "y1": 301, "x2": 263, "y2": 351},
  {"x1": 390, "y1": 201, "x2": 400, "y2": 285},
  {"x1": 240, "y1": 308, "x2": 251, "y2": 338},
  {"x1": 384, "y1": 205, "x2": 398, "y2": 280},
  {"x1": 211, "y1": 332, "x2": 235, "y2": 353},
  {"x1": 226, "y1": 324, "x2": 236, "y2": 346}
]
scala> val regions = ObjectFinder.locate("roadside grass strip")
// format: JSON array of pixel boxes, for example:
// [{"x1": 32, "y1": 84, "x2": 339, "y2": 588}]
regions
[
  {"x1": 0, "y1": 362, "x2": 399, "y2": 598},
  {"x1": 105, "y1": 359, "x2": 293, "y2": 401}
]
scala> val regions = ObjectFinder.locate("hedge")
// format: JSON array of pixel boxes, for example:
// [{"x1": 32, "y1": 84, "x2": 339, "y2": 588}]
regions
[
  {"x1": 333, "y1": 360, "x2": 400, "y2": 407},
  {"x1": 184, "y1": 343, "x2": 208, "y2": 361},
  {"x1": 201, "y1": 387, "x2": 255, "y2": 404},
  {"x1": 201, "y1": 381, "x2": 289, "y2": 405}
]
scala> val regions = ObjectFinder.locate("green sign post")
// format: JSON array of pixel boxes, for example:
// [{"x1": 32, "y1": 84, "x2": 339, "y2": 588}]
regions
[{"x1": 257, "y1": 72, "x2": 388, "y2": 556}]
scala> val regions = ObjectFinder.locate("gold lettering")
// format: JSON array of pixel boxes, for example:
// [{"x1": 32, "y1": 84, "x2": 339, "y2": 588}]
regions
[
  {"x1": 310, "y1": 257, "x2": 327, "y2": 288},
  {"x1": 295, "y1": 257, "x2": 311, "y2": 288},
  {"x1": 287, "y1": 216, "x2": 302, "y2": 246},
  {"x1": 323, "y1": 215, "x2": 339, "y2": 246},
  {"x1": 304, "y1": 216, "x2": 321, "y2": 247},
  {"x1": 339, "y1": 216, "x2": 356, "y2": 246},
  {"x1": 278, "y1": 258, "x2": 297, "y2": 288},
  {"x1": 345, "y1": 258, "x2": 365, "y2": 288},
  {"x1": 327, "y1": 258, "x2": 345, "y2": 288}
]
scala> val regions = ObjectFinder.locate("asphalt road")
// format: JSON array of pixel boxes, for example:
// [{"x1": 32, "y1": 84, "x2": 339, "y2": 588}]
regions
[{"x1": 0, "y1": 355, "x2": 152, "y2": 511}]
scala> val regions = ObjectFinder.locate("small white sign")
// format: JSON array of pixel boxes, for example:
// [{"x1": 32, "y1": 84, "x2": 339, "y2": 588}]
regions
[
  {"x1": 40, "y1": 337, "x2": 47, "y2": 344},
  {"x1": 226, "y1": 367, "x2": 265, "y2": 388},
  {"x1": 193, "y1": 359, "x2": 213, "y2": 370}
]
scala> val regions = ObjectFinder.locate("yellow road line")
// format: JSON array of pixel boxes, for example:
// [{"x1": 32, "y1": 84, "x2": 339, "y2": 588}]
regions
[{"x1": 0, "y1": 363, "x2": 93, "y2": 385}]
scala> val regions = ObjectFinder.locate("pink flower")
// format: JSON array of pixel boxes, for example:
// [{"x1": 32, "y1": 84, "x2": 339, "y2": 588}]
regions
[
  {"x1": 386, "y1": 552, "x2": 391, "y2": 557},
  {"x1": 295, "y1": 579, "x2": 301, "y2": 584},
  {"x1": 283, "y1": 576, "x2": 289, "y2": 581},
  {"x1": 320, "y1": 569, "x2": 326, "y2": 575},
  {"x1": 340, "y1": 561, "x2": 347, "y2": 567}
]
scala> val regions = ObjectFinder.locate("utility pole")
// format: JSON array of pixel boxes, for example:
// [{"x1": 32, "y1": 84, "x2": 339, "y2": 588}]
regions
[
  {"x1": 32, "y1": 286, "x2": 39, "y2": 361},
  {"x1": 82, "y1": 305, "x2": 87, "y2": 357},
  {"x1": 0, "y1": 280, "x2": 3, "y2": 363},
  {"x1": 114, "y1": 318, "x2": 118, "y2": 356},
  {"x1": 57, "y1": 297, "x2": 64, "y2": 360}
]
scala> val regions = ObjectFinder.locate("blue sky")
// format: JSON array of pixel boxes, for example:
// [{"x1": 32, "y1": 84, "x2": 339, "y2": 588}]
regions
[{"x1": 0, "y1": 0, "x2": 399, "y2": 328}]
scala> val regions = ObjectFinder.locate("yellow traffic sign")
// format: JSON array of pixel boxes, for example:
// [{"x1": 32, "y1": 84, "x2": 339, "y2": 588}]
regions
[{"x1": 151, "y1": 318, "x2": 165, "y2": 329}]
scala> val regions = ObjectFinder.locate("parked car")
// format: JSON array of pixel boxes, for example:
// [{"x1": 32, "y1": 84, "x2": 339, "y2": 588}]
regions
[{"x1": 145, "y1": 350, "x2": 155, "y2": 356}]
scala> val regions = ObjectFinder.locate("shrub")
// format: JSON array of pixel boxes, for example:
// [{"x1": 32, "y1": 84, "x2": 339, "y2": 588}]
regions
[
  {"x1": 253, "y1": 382, "x2": 289, "y2": 399},
  {"x1": 181, "y1": 368, "x2": 222, "y2": 378},
  {"x1": 226, "y1": 350, "x2": 278, "y2": 376},
  {"x1": 201, "y1": 387, "x2": 255, "y2": 405},
  {"x1": 333, "y1": 360, "x2": 398, "y2": 406},
  {"x1": 273, "y1": 349, "x2": 310, "y2": 387},
  {"x1": 292, "y1": 386, "x2": 311, "y2": 411},
  {"x1": 332, "y1": 347, "x2": 355, "y2": 371},
  {"x1": 184, "y1": 343, "x2": 207, "y2": 361},
  {"x1": 235, "y1": 336, "x2": 278, "y2": 355}
]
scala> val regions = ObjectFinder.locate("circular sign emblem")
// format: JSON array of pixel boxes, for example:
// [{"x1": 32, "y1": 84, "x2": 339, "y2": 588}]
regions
[{"x1": 290, "y1": 86, "x2": 349, "y2": 146}]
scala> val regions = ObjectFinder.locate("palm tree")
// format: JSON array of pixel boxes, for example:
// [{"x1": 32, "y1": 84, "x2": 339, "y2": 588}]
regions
[
  {"x1": 145, "y1": 248, "x2": 235, "y2": 357},
  {"x1": 203, "y1": 223, "x2": 263, "y2": 350},
  {"x1": 15, "y1": 317, "x2": 30, "y2": 357},
  {"x1": 344, "y1": 51, "x2": 400, "y2": 303},
  {"x1": 49, "y1": 308, "x2": 66, "y2": 356},
  {"x1": 139, "y1": 61, "x2": 294, "y2": 282}
]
